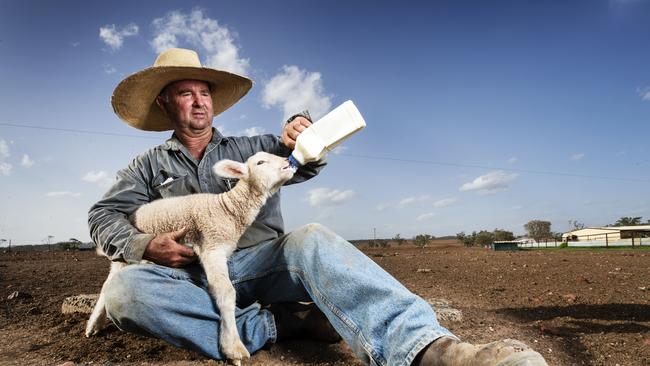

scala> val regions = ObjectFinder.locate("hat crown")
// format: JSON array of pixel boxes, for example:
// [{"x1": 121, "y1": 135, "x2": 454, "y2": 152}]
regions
[{"x1": 153, "y1": 48, "x2": 203, "y2": 68}]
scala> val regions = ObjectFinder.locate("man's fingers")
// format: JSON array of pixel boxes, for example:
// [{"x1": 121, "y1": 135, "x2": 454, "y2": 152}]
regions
[
  {"x1": 295, "y1": 117, "x2": 312, "y2": 128},
  {"x1": 177, "y1": 244, "x2": 197, "y2": 257}
]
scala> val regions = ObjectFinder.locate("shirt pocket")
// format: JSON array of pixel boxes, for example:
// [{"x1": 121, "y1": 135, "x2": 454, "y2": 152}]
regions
[{"x1": 151, "y1": 170, "x2": 191, "y2": 198}]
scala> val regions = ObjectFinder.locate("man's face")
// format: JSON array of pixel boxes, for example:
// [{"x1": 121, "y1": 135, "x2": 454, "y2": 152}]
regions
[{"x1": 160, "y1": 80, "x2": 214, "y2": 132}]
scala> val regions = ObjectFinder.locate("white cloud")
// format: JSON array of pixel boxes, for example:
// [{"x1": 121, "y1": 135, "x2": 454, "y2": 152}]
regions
[
  {"x1": 241, "y1": 127, "x2": 265, "y2": 137},
  {"x1": 262, "y1": 65, "x2": 332, "y2": 120},
  {"x1": 332, "y1": 146, "x2": 348, "y2": 155},
  {"x1": 21, "y1": 154, "x2": 34, "y2": 168},
  {"x1": 433, "y1": 197, "x2": 458, "y2": 208},
  {"x1": 306, "y1": 188, "x2": 355, "y2": 206},
  {"x1": 417, "y1": 213, "x2": 435, "y2": 221},
  {"x1": 103, "y1": 64, "x2": 117, "y2": 74},
  {"x1": 99, "y1": 23, "x2": 139, "y2": 51},
  {"x1": 570, "y1": 153, "x2": 585, "y2": 161},
  {"x1": 639, "y1": 87, "x2": 650, "y2": 102},
  {"x1": 216, "y1": 125, "x2": 232, "y2": 136},
  {"x1": 46, "y1": 191, "x2": 81, "y2": 198},
  {"x1": 375, "y1": 203, "x2": 390, "y2": 211},
  {"x1": 70, "y1": 42, "x2": 80, "y2": 47},
  {"x1": 507, "y1": 157, "x2": 518, "y2": 164},
  {"x1": 459, "y1": 170, "x2": 518, "y2": 195},
  {"x1": 0, "y1": 162, "x2": 11, "y2": 176},
  {"x1": 642, "y1": 90, "x2": 650, "y2": 101},
  {"x1": 82, "y1": 170, "x2": 114, "y2": 188},
  {"x1": 151, "y1": 9, "x2": 250, "y2": 75},
  {"x1": 0, "y1": 139, "x2": 9, "y2": 158},
  {"x1": 398, "y1": 195, "x2": 429, "y2": 207}
]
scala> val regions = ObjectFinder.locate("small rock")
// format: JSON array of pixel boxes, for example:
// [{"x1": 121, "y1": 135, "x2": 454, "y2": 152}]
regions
[
  {"x1": 417, "y1": 268, "x2": 431, "y2": 273},
  {"x1": 56, "y1": 362, "x2": 75, "y2": 366},
  {"x1": 638, "y1": 287, "x2": 647, "y2": 291},
  {"x1": 7, "y1": 291, "x2": 31, "y2": 300},
  {"x1": 562, "y1": 293, "x2": 577, "y2": 303},
  {"x1": 61, "y1": 294, "x2": 99, "y2": 314},
  {"x1": 436, "y1": 307, "x2": 463, "y2": 322},
  {"x1": 27, "y1": 306, "x2": 41, "y2": 315},
  {"x1": 426, "y1": 298, "x2": 463, "y2": 322}
]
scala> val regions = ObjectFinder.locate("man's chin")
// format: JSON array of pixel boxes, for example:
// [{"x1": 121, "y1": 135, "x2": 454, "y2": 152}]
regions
[{"x1": 188, "y1": 120, "x2": 213, "y2": 131}]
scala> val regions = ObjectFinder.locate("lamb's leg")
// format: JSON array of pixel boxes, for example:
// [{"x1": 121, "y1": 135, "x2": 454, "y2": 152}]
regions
[
  {"x1": 199, "y1": 248, "x2": 249, "y2": 365},
  {"x1": 85, "y1": 261, "x2": 127, "y2": 337}
]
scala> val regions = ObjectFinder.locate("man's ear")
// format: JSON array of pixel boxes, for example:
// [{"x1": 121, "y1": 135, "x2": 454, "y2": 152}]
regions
[
  {"x1": 213, "y1": 160, "x2": 249, "y2": 179},
  {"x1": 155, "y1": 96, "x2": 168, "y2": 116}
]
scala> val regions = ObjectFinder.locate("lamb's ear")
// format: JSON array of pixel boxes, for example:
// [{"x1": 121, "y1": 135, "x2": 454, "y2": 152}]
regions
[{"x1": 213, "y1": 159, "x2": 249, "y2": 179}]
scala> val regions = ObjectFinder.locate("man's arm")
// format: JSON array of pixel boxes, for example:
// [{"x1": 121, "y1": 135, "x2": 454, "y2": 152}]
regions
[{"x1": 88, "y1": 164, "x2": 195, "y2": 266}]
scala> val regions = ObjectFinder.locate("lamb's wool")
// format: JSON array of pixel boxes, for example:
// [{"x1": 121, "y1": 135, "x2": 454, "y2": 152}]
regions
[{"x1": 86, "y1": 152, "x2": 294, "y2": 365}]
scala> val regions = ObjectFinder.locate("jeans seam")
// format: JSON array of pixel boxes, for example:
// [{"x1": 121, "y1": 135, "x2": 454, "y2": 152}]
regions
[{"x1": 263, "y1": 308, "x2": 277, "y2": 344}]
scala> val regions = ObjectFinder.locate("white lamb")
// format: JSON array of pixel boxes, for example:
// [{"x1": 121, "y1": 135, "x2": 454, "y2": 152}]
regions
[{"x1": 86, "y1": 151, "x2": 296, "y2": 365}]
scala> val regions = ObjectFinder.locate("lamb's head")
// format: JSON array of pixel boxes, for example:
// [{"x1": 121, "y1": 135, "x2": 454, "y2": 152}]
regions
[{"x1": 213, "y1": 152, "x2": 295, "y2": 195}]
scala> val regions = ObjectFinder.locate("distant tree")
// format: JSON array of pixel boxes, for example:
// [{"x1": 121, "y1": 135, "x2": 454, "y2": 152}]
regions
[
  {"x1": 493, "y1": 229, "x2": 515, "y2": 242},
  {"x1": 475, "y1": 230, "x2": 495, "y2": 246},
  {"x1": 58, "y1": 240, "x2": 80, "y2": 251},
  {"x1": 377, "y1": 239, "x2": 389, "y2": 248},
  {"x1": 551, "y1": 232, "x2": 563, "y2": 241},
  {"x1": 413, "y1": 234, "x2": 433, "y2": 248},
  {"x1": 613, "y1": 217, "x2": 642, "y2": 227},
  {"x1": 392, "y1": 233, "x2": 405, "y2": 246},
  {"x1": 524, "y1": 220, "x2": 552, "y2": 243},
  {"x1": 456, "y1": 232, "x2": 473, "y2": 247},
  {"x1": 568, "y1": 220, "x2": 585, "y2": 231}
]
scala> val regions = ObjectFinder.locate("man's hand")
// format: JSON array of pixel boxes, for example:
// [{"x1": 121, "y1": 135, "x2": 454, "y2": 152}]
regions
[
  {"x1": 143, "y1": 227, "x2": 197, "y2": 267},
  {"x1": 282, "y1": 116, "x2": 312, "y2": 150}
]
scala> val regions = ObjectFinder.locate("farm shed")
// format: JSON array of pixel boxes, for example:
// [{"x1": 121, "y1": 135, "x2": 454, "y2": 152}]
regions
[
  {"x1": 562, "y1": 225, "x2": 650, "y2": 245},
  {"x1": 491, "y1": 241, "x2": 520, "y2": 251}
]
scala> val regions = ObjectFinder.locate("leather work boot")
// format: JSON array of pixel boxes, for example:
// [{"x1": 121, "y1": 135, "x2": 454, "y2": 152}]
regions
[
  {"x1": 413, "y1": 336, "x2": 548, "y2": 366},
  {"x1": 269, "y1": 302, "x2": 342, "y2": 343}
]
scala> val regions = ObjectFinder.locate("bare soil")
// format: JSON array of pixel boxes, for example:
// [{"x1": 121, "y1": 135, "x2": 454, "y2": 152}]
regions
[{"x1": 1, "y1": 243, "x2": 649, "y2": 365}]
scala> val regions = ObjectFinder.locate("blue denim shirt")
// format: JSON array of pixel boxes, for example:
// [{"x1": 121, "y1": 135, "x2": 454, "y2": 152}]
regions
[{"x1": 88, "y1": 127, "x2": 326, "y2": 264}]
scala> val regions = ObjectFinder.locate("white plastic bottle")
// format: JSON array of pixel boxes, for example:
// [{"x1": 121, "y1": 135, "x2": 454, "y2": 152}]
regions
[{"x1": 288, "y1": 100, "x2": 366, "y2": 167}]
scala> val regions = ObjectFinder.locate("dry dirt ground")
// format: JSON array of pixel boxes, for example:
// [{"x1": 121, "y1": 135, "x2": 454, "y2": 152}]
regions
[{"x1": 1, "y1": 242, "x2": 649, "y2": 366}]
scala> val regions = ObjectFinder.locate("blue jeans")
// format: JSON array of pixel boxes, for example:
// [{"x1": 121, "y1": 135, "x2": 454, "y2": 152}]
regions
[{"x1": 103, "y1": 223, "x2": 457, "y2": 366}]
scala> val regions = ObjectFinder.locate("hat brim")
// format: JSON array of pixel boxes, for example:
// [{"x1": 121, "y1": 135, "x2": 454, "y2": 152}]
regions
[{"x1": 112, "y1": 66, "x2": 253, "y2": 131}]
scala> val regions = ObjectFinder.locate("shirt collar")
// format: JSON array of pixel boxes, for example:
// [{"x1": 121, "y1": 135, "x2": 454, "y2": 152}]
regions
[{"x1": 162, "y1": 127, "x2": 228, "y2": 151}]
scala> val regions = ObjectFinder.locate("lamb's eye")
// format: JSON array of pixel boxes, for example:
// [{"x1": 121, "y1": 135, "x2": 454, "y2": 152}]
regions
[{"x1": 256, "y1": 160, "x2": 266, "y2": 165}]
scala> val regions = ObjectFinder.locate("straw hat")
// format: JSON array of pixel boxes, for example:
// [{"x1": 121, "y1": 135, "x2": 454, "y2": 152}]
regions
[{"x1": 112, "y1": 48, "x2": 253, "y2": 131}]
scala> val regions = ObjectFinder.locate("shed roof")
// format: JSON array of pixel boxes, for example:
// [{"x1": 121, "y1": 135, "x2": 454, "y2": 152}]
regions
[{"x1": 564, "y1": 225, "x2": 650, "y2": 236}]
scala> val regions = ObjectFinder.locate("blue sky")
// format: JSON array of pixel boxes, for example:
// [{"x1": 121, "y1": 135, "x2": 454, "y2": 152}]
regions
[{"x1": 1, "y1": 0, "x2": 649, "y2": 245}]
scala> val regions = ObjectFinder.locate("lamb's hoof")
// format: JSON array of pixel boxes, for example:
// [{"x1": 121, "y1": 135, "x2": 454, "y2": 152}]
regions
[
  {"x1": 84, "y1": 322, "x2": 98, "y2": 338},
  {"x1": 223, "y1": 339, "x2": 250, "y2": 366}
]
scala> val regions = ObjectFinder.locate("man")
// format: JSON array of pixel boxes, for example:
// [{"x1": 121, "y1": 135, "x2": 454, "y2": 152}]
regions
[{"x1": 89, "y1": 48, "x2": 547, "y2": 366}]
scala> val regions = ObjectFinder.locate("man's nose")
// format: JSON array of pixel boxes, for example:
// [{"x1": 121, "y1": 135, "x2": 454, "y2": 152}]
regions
[{"x1": 192, "y1": 95, "x2": 205, "y2": 107}]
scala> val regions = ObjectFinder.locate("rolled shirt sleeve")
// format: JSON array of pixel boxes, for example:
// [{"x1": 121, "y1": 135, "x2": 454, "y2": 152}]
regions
[{"x1": 88, "y1": 162, "x2": 155, "y2": 263}]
